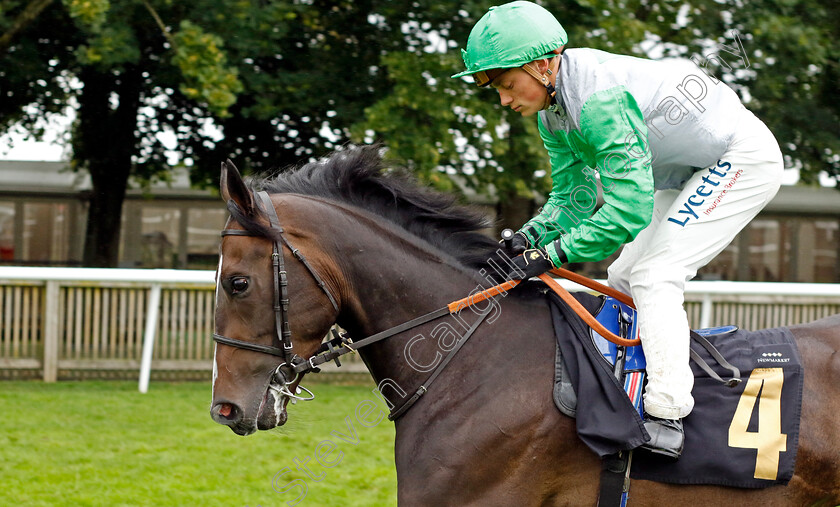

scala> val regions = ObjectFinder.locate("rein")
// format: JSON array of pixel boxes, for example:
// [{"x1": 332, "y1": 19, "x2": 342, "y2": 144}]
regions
[
  {"x1": 443, "y1": 269, "x2": 640, "y2": 347},
  {"x1": 212, "y1": 190, "x2": 640, "y2": 417}
]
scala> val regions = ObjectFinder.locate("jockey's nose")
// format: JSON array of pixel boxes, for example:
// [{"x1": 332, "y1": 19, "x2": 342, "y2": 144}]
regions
[{"x1": 498, "y1": 89, "x2": 513, "y2": 107}]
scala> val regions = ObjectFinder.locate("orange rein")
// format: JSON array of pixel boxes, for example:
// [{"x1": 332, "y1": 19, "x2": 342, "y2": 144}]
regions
[{"x1": 446, "y1": 269, "x2": 641, "y2": 347}]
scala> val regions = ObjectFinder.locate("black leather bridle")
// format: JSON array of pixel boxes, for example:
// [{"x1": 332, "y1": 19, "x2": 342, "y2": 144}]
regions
[
  {"x1": 212, "y1": 191, "x2": 339, "y2": 400},
  {"x1": 212, "y1": 190, "x2": 494, "y2": 417}
]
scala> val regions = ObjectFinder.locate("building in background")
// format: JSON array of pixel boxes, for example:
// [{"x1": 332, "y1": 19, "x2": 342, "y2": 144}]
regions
[
  {"x1": 571, "y1": 184, "x2": 840, "y2": 284},
  {"x1": 0, "y1": 161, "x2": 226, "y2": 270},
  {"x1": 1, "y1": 160, "x2": 838, "y2": 282}
]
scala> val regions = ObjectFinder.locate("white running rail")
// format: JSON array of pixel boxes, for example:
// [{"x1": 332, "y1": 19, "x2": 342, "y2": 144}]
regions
[{"x1": 1, "y1": 267, "x2": 838, "y2": 392}]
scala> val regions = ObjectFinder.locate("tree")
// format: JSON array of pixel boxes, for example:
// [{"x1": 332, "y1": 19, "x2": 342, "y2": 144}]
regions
[
  {"x1": 354, "y1": 0, "x2": 840, "y2": 222},
  {"x1": 2, "y1": 0, "x2": 837, "y2": 267},
  {"x1": 2, "y1": 0, "x2": 516, "y2": 265},
  {"x1": 0, "y1": 0, "x2": 54, "y2": 54},
  {"x1": 1, "y1": 0, "x2": 243, "y2": 266},
  {"x1": 721, "y1": 0, "x2": 840, "y2": 185}
]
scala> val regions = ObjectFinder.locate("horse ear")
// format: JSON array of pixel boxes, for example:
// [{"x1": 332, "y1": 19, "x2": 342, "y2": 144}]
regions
[{"x1": 220, "y1": 159, "x2": 256, "y2": 216}]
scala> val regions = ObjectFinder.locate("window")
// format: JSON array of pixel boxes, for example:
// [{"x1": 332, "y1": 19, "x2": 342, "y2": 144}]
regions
[
  {"x1": 698, "y1": 242, "x2": 739, "y2": 281},
  {"x1": 0, "y1": 202, "x2": 13, "y2": 261},
  {"x1": 120, "y1": 203, "x2": 227, "y2": 269},
  {"x1": 22, "y1": 202, "x2": 74, "y2": 264},
  {"x1": 746, "y1": 219, "x2": 788, "y2": 282},
  {"x1": 186, "y1": 208, "x2": 227, "y2": 269},
  {"x1": 697, "y1": 216, "x2": 839, "y2": 283},
  {"x1": 795, "y1": 219, "x2": 839, "y2": 283},
  {"x1": 140, "y1": 207, "x2": 181, "y2": 268}
]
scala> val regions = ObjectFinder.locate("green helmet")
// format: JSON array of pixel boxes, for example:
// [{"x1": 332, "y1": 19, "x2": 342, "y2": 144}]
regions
[{"x1": 452, "y1": 1, "x2": 568, "y2": 86}]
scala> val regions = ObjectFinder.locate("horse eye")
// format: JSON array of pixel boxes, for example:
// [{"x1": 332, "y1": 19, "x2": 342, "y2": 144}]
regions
[{"x1": 230, "y1": 277, "x2": 249, "y2": 294}]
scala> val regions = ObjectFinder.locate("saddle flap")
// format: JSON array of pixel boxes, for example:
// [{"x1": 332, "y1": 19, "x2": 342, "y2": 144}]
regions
[{"x1": 590, "y1": 296, "x2": 645, "y2": 371}]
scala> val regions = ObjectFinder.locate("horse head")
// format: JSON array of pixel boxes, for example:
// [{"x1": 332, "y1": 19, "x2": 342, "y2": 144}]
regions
[
  {"x1": 210, "y1": 147, "x2": 506, "y2": 436},
  {"x1": 210, "y1": 159, "x2": 340, "y2": 435}
]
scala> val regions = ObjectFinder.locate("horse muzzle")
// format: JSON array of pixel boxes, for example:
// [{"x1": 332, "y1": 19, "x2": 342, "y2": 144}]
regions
[
  {"x1": 210, "y1": 391, "x2": 284, "y2": 435},
  {"x1": 210, "y1": 364, "x2": 315, "y2": 435},
  {"x1": 210, "y1": 399, "x2": 257, "y2": 435}
]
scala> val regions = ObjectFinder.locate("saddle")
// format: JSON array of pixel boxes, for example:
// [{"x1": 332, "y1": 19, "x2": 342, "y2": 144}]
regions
[
  {"x1": 553, "y1": 295, "x2": 741, "y2": 420},
  {"x1": 549, "y1": 292, "x2": 804, "y2": 490}
]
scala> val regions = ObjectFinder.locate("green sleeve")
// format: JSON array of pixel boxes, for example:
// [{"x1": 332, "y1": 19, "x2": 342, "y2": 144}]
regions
[
  {"x1": 554, "y1": 86, "x2": 654, "y2": 263},
  {"x1": 519, "y1": 116, "x2": 593, "y2": 249}
]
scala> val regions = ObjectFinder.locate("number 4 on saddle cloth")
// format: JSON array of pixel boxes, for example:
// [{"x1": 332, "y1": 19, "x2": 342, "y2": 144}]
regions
[{"x1": 549, "y1": 293, "x2": 804, "y2": 489}]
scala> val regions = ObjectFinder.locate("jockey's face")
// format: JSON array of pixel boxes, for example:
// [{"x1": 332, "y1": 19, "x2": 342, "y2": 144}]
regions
[{"x1": 490, "y1": 64, "x2": 552, "y2": 117}]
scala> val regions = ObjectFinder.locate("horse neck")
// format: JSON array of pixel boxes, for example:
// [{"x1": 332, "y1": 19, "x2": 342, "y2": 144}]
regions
[{"x1": 315, "y1": 203, "x2": 497, "y2": 390}]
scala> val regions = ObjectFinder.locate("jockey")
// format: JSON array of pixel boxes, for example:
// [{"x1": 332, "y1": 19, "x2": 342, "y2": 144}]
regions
[{"x1": 452, "y1": 1, "x2": 783, "y2": 458}]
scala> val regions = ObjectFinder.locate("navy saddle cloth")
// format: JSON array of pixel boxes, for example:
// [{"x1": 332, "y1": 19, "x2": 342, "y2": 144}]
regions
[{"x1": 549, "y1": 291, "x2": 804, "y2": 489}]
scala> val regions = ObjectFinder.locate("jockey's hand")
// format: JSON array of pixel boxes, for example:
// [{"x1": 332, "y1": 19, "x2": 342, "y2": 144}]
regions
[
  {"x1": 499, "y1": 227, "x2": 534, "y2": 256},
  {"x1": 509, "y1": 247, "x2": 554, "y2": 280},
  {"x1": 499, "y1": 231, "x2": 531, "y2": 256},
  {"x1": 509, "y1": 232, "x2": 531, "y2": 256}
]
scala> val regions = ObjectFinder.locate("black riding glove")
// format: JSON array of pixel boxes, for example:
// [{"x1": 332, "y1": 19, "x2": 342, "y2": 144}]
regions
[
  {"x1": 509, "y1": 247, "x2": 555, "y2": 280},
  {"x1": 509, "y1": 232, "x2": 531, "y2": 256},
  {"x1": 499, "y1": 227, "x2": 535, "y2": 256}
]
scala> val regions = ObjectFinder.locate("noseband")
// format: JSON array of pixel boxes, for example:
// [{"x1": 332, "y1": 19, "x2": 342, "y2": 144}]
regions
[{"x1": 212, "y1": 191, "x2": 339, "y2": 400}]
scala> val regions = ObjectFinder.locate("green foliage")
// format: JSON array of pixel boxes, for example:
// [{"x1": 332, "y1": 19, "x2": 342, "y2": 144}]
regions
[
  {"x1": 0, "y1": 2, "x2": 77, "y2": 136},
  {"x1": 75, "y1": 24, "x2": 139, "y2": 66},
  {"x1": 2, "y1": 0, "x2": 248, "y2": 173},
  {"x1": 734, "y1": 0, "x2": 840, "y2": 184},
  {"x1": 353, "y1": 0, "x2": 839, "y2": 197},
  {"x1": 62, "y1": 0, "x2": 109, "y2": 31},
  {"x1": 351, "y1": 52, "x2": 461, "y2": 192},
  {"x1": 349, "y1": 1, "x2": 564, "y2": 202},
  {"x1": 4, "y1": 0, "x2": 832, "y2": 192},
  {"x1": 172, "y1": 20, "x2": 243, "y2": 117},
  {"x1": 352, "y1": 0, "x2": 665, "y2": 202}
]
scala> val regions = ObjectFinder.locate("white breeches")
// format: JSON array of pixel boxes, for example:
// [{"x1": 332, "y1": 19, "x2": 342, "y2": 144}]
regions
[{"x1": 607, "y1": 110, "x2": 784, "y2": 419}]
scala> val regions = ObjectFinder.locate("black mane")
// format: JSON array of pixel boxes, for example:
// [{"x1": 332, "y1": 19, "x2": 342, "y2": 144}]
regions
[{"x1": 247, "y1": 146, "x2": 500, "y2": 271}]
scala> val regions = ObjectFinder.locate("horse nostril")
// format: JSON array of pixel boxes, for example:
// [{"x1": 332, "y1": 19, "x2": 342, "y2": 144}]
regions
[{"x1": 212, "y1": 401, "x2": 241, "y2": 425}]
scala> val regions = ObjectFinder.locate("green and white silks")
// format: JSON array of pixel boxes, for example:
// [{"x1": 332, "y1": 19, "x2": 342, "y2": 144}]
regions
[{"x1": 521, "y1": 48, "x2": 747, "y2": 265}]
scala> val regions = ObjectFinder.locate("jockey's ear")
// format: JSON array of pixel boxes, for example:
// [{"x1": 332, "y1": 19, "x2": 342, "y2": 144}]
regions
[
  {"x1": 534, "y1": 47, "x2": 564, "y2": 73},
  {"x1": 220, "y1": 159, "x2": 257, "y2": 218}
]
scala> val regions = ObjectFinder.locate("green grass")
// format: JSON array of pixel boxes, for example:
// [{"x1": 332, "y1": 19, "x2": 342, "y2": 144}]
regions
[{"x1": 0, "y1": 380, "x2": 397, "y2": 506}]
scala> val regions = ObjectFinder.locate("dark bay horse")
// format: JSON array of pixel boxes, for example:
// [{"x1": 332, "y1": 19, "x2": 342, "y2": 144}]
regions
[{"x1": 210, "y1": 147, "x2": 840, "y2": 506}]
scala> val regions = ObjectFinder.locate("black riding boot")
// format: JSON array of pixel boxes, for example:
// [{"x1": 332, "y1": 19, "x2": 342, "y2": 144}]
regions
[{"x1": 640, "y1": 415, "x2": 684, "y2": 459}]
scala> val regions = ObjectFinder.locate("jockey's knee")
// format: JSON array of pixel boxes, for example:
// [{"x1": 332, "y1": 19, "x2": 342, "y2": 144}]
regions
[
  {"x1": 607, "y1": 262, "x2": 632, "y2": 295},
  {"x1": 627, "y1": 265, "x2": 688, "y2": 302}
]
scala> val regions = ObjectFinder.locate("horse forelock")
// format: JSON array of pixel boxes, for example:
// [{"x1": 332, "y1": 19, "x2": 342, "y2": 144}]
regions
[
  {"x1": 244, "y1": 146, "x2": 500, "y2": 273},
  {"x1": 224, "y1": 200, "x2": 283, "y2": 244}
]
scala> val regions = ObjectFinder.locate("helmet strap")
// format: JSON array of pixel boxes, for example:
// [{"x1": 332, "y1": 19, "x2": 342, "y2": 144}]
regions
[{"x1": 522, "y1": 58, "x2": 558, "y2": 104}]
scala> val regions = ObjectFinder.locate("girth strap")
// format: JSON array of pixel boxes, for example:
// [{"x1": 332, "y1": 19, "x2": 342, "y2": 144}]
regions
[{"x1": 598, "y1": 452, "x2": 631, "y2": 507}]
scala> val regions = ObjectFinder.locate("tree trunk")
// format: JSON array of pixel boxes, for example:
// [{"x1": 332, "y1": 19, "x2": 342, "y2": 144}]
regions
[{"x1": 76, "y1": 65, "x2": 142, "y2": 267}]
